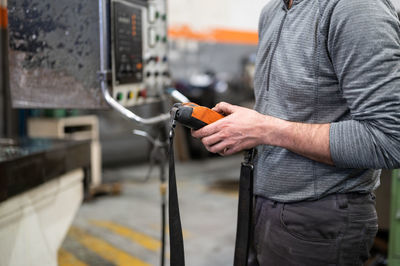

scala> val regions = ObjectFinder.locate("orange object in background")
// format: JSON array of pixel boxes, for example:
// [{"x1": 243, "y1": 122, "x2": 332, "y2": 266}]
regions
[
  {"x1": 168, "y1": 25, "x2": 258, "y2": 46},
  {"x1": 0, "y1": 7, "x2": 7, "y2": 29}
]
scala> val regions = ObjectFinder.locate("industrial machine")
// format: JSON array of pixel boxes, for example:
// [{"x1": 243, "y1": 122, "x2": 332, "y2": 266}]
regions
[
  {"x1": 5, "y1": 1, "x2": 188, "y2": 266},
  {"x1": 8, "y1": 0, "x2": 172, "y2": 111}
]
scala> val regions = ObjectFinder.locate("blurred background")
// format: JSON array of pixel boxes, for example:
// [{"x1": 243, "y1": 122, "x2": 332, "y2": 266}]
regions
[{"x1": 1, "y1": 0, "x2": 400, "y2": 265}]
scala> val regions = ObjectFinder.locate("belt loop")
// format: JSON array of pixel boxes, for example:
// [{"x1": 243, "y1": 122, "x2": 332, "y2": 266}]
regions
[{"x1": 336, "y1": 194, "x2": 348, "y2": 209}]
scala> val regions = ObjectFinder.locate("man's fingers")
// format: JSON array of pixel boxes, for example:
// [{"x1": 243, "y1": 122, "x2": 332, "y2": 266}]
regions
[
  {"x1": 202, "y1": 133, "x2": 223, "y2": 147},
  {"x1": 206, "y1": 140, "x2": 227, "y2": 154},
  {"x1": 191, "y1": 121, "x2": 221, "y2": 139},
  {"x1": 192, "y1": 102, "x2": 238, "y2": 139},
  {"x1": 209, "y1": 142, "x2": 238, "y2": 156},
  {"x1": 212, "y1": 102, "x2": 238, "y2": 115}
]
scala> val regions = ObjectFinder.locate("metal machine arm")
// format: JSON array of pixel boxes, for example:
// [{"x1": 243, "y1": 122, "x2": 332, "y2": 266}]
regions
[{"x1": 100, "y1": 80, "x2": 189, "y2": 125}]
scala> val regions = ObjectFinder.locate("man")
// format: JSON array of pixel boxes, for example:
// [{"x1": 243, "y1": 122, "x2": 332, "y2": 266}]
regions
[{"x1": 192, "y1": 0, "x2": 400, "y2": 265}]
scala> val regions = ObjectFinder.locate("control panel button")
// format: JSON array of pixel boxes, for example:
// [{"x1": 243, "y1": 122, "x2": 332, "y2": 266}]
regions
[
  {"x1": 127, "y1": 91, "x2": 134, "y2": 99},
  {"x1": 146, "y1": 56, "x2": 159, "y2": 63},
  {"x1": 149, "y1": 28, "x2": 156, "y2": 47},
  {"x1": 148, "y1": 5, "x2": 156, "y2": 23},
  {"x1": 116, "y1": 92, "x2": 123, "y2": 101},
  {"x1": 139, "y1": 89, "x2": 147, "y2": 98}
]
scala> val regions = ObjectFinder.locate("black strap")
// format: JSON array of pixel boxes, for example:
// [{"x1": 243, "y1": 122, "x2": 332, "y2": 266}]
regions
[
  {"x1": 234, "y1": 149, "x2": 255, "y2": 266},
  {"x1": 168, "y1": 121, "x2": 255, "y2": 266},
  {"x1": 168, "y1": 124, "x2": 185, "y2": 266}
]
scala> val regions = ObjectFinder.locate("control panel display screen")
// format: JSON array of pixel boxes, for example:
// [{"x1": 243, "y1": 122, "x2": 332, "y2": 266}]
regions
[{"x1": 113, "y1": 2, "x2": 143, "y2": 85}]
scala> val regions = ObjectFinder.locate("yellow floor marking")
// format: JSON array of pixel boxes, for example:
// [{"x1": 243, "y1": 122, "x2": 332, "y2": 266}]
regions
[
  {"x1": 58, "y1": 248, "x2": 88, "y2": 266},
  {"x1": 203, "y1": 186, "x2": 239, "y2": 198},
  {"x1": 90, "y1": 220, "x2": 161, "y2": 252},
  {"x1": 211, "y1": 190, "x2": 239, "y2": 198},
  {"x1": 68, "y1": 226, "x2": 151, "y2": 266},
  {"x1": 166, "y1": 227, "x2": 190, "y2": 239}
]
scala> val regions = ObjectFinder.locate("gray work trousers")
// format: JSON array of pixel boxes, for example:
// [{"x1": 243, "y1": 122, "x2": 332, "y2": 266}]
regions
[{"x1": 248, "y1": 193, "x2": 378, "y2": 266}]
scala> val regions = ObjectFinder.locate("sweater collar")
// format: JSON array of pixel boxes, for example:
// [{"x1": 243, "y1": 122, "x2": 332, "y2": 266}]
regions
[{"x1": 282, "y1": 0, "x2": 305, "y2": 9}]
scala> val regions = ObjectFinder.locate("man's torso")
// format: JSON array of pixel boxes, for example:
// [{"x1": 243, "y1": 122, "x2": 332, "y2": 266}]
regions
[{"x1": 253, "y1": 0, "x2": 389, "y2": 202}]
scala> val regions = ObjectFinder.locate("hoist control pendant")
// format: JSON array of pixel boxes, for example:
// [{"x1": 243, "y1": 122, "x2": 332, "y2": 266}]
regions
[{"x1": 171, "y1": 102, "x2": 225, "y2": 130}]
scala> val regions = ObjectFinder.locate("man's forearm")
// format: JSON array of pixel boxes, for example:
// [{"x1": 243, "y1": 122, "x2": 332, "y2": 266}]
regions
[
  {"x1": 192, "y1": 102, "x2": 334, "y2": 165},
  {"x1": 266, "y1": 118, "x2": 333, "y2": 165}
]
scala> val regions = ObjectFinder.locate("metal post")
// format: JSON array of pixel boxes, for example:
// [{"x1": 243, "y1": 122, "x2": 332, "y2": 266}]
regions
[
  {"x1": 1, "y1": 0, "x2": 18, "y2": 138},
  {"x1": 0, "y1": 0, "x2": 7, "y2": 137}
]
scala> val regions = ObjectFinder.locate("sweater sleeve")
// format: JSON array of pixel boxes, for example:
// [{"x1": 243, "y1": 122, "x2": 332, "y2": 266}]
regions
[{"x1": 328, "y1": 0, "x2": 400, "y2": 169}]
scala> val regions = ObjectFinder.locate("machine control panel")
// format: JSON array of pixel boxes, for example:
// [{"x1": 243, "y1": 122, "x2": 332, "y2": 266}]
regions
[
  {"x1": 110, "y1": 0, "x2": 170, "y2": 107},
  {"x1": 113, "y1": 2, "x2": 143, "y2": 85}
]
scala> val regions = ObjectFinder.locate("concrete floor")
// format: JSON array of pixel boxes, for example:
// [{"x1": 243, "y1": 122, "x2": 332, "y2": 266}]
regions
[{"x1": 58, "y1": 154, "x2": 243, "y2": 266}]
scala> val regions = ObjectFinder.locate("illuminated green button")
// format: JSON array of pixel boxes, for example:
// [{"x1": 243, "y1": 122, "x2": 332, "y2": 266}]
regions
[{"x1": 116, "y1": 92, "x2": 123, "y2": 101}]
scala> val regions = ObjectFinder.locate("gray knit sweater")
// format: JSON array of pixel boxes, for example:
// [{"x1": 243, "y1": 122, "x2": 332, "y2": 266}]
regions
[{"x1": 254, "y1": 0, "x2": 400, "y2": 202}]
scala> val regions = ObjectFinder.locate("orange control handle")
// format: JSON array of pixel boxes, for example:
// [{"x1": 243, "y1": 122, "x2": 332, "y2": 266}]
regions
[{"x1": 172, "y1": 102, "x2": 225, "y2": 130}]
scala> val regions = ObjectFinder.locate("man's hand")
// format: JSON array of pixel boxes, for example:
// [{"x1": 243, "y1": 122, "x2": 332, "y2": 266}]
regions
[
  {"x1": 191, "y1": 102, "x2": 285, "y2": 156},
  {"x1": 191, "y1": 102, "x2": 334, "y2": 165}
]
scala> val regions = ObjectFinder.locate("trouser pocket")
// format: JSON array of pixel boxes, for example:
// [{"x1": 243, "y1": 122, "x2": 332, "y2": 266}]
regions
[
  {"x1": 251, "y1": 194, "x2": 377, "y2": 266},
  {"x1": 280, "y1": 195, "x2": 348, "y2": 242}
]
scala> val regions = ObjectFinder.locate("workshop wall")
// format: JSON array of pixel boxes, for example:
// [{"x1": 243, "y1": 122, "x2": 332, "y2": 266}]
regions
[
  {"x1": 168, "y1": 0, "x2": 268, "y2": 37},
  {"x1": 167, "y1": 0, "x2": 270, "y2": 80}
]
